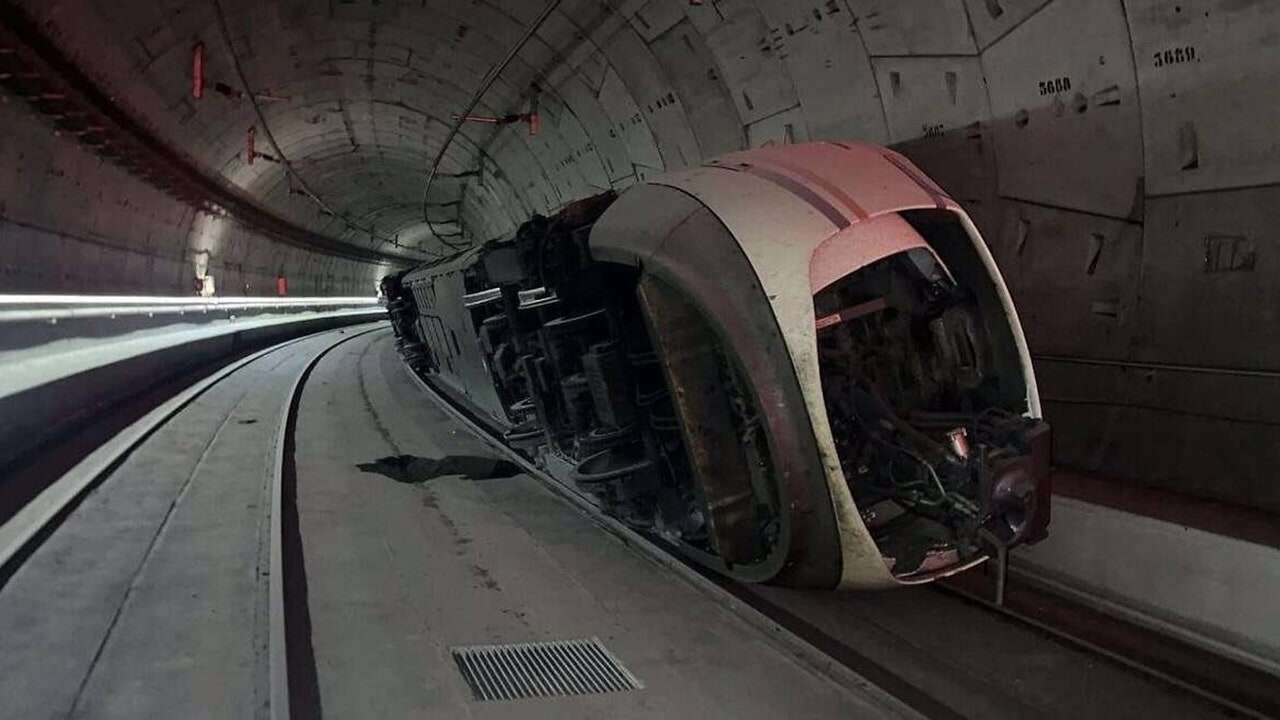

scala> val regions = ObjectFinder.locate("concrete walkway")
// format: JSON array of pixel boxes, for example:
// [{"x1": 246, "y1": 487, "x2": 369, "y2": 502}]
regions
[{"x1": 293, "y1": 329, "x2": 905, "y2": 719}]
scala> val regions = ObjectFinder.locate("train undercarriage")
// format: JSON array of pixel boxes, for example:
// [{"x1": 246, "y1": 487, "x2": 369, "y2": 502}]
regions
[{"x1": 385, "y1": 191, "x2": 1048, "y2": 585}]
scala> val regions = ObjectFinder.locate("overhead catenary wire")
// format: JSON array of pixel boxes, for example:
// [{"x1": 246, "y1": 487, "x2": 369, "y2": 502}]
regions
[
  {"x1": 208, "y1": 0, "x2": 414, "y2": 255},
  {"x1": 420, "y1": 0, "x2": 563, "y2": 253}
]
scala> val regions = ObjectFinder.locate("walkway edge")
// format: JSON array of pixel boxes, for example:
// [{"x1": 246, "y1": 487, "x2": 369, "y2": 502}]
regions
[
  {"x1": 270, "y1": 324, "x2": 387, "y2": 720},
  {"x1": 0, "y1": 332, "x2": 318, "y2": 576}
]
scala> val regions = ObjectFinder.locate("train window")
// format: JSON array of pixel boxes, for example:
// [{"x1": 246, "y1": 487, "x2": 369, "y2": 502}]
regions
[
  {"x1": 814, "y1": 245, "x2": 990, "y2": 426},
  {"x1": 900, "y1": 209, "x2": 1028, "y2": 410}
]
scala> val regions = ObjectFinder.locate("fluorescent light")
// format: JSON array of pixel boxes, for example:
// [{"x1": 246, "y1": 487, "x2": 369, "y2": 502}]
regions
[
  {"x1": 0, "y1": 296, "x2": 381, "y2": 323},
  {"x1": 0, "y1": 295, "x2": 377, "y2": 306}
]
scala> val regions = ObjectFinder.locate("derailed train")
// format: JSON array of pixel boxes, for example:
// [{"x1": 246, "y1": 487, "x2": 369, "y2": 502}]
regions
[{"x1": 383, "y1": 142, "x2": 1051, "y2": 589}]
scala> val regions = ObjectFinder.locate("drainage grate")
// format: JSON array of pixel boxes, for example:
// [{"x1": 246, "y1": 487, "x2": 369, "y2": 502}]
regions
[{"x1": 451, "y1": 637, "x2": 643, "y2": 702}]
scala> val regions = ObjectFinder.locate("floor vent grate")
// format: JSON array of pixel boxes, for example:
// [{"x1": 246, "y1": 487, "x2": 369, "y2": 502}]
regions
[{"x1": 451, "y1": 637, "x2": 643, "y2": 702}]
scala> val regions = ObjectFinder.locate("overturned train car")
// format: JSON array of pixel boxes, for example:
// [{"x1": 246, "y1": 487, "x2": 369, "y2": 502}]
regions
[{"x1": 383, "y1": 142, "x2": 1051, "y2": 589}]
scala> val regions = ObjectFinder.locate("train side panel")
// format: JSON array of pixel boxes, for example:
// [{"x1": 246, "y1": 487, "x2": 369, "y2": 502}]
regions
[{"x1": 404, "y1": 256, "x2": 509, "y2": 426}]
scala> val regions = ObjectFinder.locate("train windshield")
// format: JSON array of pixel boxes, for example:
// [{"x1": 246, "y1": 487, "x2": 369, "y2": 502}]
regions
[{"x1": 814, "y1": 211, "x2": 1048, "y2": 580}]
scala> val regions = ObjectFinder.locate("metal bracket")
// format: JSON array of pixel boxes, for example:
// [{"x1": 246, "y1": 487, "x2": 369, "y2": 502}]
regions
[{"x1": 978, "y1": 527, "x2": 1010, "y2": 607}]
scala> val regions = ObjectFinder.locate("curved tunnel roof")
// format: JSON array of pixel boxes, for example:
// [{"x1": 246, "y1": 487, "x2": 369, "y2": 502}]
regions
[{"x1": 2, "y1": 0, "x2": 1206, "y2": 262}]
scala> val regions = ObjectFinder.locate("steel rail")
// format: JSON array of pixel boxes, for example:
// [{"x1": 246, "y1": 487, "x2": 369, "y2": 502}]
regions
[{"x1": 935, "y1": 578, "x2": 1272, "y2": 720}]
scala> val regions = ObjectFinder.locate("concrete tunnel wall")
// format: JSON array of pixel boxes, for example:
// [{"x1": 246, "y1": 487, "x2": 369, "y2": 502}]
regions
[
  {"x1": 1, "y1": 0, "x2": 1278, "y2": 514},
  {"x1": 0, "y1": 99, "x2": 390, "y2": 296}
]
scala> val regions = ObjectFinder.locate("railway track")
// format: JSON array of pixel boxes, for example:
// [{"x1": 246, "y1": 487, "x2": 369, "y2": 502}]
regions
[
  {"x1": 935, "y1": 570, "x2": 1280, "y2": 719},
  {"x1": 2, "y1": 324, "x2": 1275, "y2": 719},
  {"x1": 399, "y1": 334, "x2": 1279, "y2": 720},
  {"x1": 0, "y1": 324, "x2": 382, "y2": 719}
]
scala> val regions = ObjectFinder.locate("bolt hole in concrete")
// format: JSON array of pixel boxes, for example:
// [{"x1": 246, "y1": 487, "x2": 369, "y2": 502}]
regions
[{"x1": 357, "y1": 454, "x2": 521, "y2": 484}]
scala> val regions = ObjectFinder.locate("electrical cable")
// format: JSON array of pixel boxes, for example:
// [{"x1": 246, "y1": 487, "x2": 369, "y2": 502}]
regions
[
  {"x1": 849, "y1": 391, "x2": 974, "y2": 514},
  {"x1": 208, "y1": 0, "x2": 431, "y2": 258},
  {"x1": 420, "y1": 0, "x2": 562, "y2": 252}
]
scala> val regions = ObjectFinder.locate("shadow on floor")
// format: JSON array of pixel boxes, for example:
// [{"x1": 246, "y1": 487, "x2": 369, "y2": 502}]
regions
[{"x1": 356, "y1": 454, "x2": 521, "y2": 484}]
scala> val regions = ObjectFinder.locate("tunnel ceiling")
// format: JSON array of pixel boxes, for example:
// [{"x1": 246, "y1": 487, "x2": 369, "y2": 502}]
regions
[
  {"x1": 12, "y1": 0, "x2": 573, "y2": 260},
  {"x1": 12, "y1": 0, "x2": 1278, "y2": 263},
  {"x1": 10, "y1": 1, "x2": 607, "y2": 258},
  {"x1": 2, "y1": 0, "x2": 1090, "y2": 260}
]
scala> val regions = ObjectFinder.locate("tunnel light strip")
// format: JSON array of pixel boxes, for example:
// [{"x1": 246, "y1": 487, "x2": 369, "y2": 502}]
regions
[
  {"x1": 0, "y1": 295, "x2": 377, "y2": 306},
  {"x1": 0, "y1": 295, "x2": 380, "y2": 323},
  {"x1": 0, "y1": 305, "x2": 381, "y2": 323}
]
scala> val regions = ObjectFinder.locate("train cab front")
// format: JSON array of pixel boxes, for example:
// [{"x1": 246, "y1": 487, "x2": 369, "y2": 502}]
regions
[
  {"x1": 380, "y1": 269, "x2": 434, "y2": 373},
  {"x1": 811, "y1": 208, "x2": 1052, "y2": 583}
]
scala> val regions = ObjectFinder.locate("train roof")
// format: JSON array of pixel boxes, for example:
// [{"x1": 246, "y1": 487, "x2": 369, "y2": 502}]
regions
[
  {"x1": 701, "y1": 141, "x2": 957, "y2": 228},
  {"x1": 401, "y1": 245, "x2": 485, "y2": 285}
]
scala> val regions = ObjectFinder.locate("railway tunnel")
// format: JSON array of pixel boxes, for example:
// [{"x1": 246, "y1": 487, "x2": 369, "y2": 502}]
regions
[{"x1": 1, "y1": 0, "x2": 1278, "y2": 717}]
